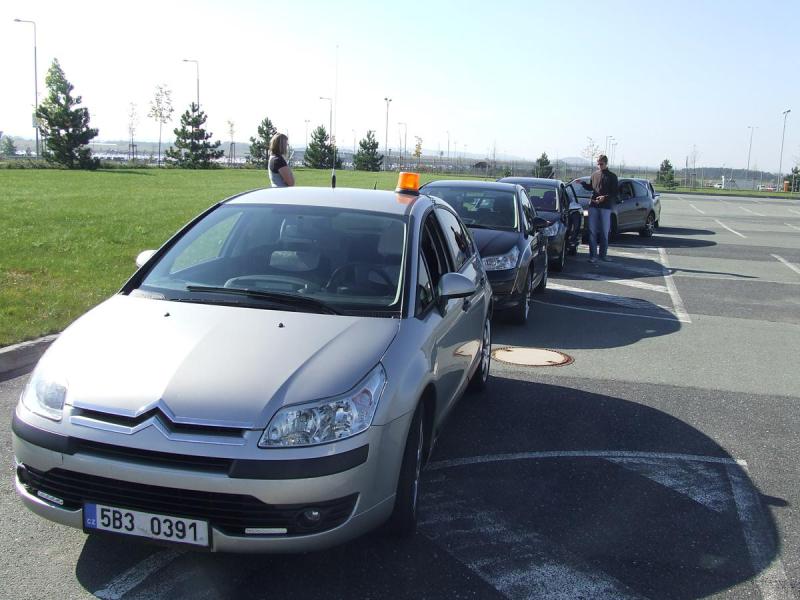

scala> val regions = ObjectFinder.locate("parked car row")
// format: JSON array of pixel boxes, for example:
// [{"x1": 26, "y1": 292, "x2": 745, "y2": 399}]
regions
[{"x1": 12, "y1": 171, "x2": 662, "y2": 556}]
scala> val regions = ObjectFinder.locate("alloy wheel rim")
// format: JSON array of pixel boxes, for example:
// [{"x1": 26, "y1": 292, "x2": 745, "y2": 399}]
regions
[{"x1": 481, "y1": 319, "x2": 491, "y2": 381}]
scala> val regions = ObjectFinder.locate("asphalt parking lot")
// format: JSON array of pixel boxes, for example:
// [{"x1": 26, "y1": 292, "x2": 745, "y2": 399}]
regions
[{"x1": 2, "y1": 192, "x2": 799, "y2": 599}]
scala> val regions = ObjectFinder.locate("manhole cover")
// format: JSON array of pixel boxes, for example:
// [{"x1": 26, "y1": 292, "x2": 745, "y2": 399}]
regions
[{"x1": 491, "y1": 346, "x2": 574, "y2": 367}]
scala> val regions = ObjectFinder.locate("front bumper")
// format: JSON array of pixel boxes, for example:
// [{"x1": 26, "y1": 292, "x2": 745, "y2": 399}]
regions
[
  {"x1": 486, "y1": 268, "x2": 525, "y2": 310},
  {"x1": 12, "y1": 411, "x2": 411, "y2": 553}
]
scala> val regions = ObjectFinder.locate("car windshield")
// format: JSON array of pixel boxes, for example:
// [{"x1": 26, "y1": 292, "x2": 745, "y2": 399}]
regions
[
  {"x1": 521, "y1": 184, "x2": 559, "y2": 211},
  {"x1": 425, "y1": 187, "x2": 518, "y2": 230},
  {"x1": 136, "y1": 204, "x2": 406, "y2": 316}
]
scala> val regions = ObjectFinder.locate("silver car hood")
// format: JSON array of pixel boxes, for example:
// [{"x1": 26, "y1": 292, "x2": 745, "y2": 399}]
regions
[{"x1": 46, "y1": 295, "x2": 399, "y2": 429}]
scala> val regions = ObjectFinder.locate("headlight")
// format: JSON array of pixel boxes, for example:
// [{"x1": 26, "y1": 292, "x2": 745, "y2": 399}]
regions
[
  {"x1": 481, "y1": 246, "x2": 520, "y2": 271},
  {"x1": 20, "y1": 362, "x2": 68, "y2": 421},
  {"x1": 259, "y1": 364, "x2": 387, "y2": 447},
  {"x1": 542, "y1": 223, "x2": 559, "y2": 237}
]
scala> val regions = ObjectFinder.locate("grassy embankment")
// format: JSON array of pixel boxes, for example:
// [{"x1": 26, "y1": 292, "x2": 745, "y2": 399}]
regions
[{"x1": 0, "y1": 168, "x2": 488, "y2": 346}]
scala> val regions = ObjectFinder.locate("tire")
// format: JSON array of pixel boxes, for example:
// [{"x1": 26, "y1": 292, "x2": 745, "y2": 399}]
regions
[
  {"x1": 385, "y1": 404, "x2": 425, "y2": 536},
  {"x1": 511, "y1": 270, "x2": 532, "y2": 325},
  {"x1": 550, "y1": 240, "x2": 566, "y2": 272},
  {"x1": 639, "y1": 212, "x2": 655, "y2": 237},
  {"x1": 533, "y1": 255, "x2": 548, "y2": 294},
  {"x1": 469, "y1": 315, "x2": 492, "y2": 391}
]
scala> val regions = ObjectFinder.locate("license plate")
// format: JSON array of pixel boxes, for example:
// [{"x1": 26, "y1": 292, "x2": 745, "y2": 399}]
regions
[{"x1": 84, "y1": 503, "x2": 210, "y2": 547}]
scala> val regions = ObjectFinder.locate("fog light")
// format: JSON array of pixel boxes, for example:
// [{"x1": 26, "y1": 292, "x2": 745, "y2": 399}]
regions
[
  {"x1": 299, "y1": 508, "x2": 322, "y2": 527},
  {"x1": 16, "y1": 464, "x2": 29, "y2": 484}
]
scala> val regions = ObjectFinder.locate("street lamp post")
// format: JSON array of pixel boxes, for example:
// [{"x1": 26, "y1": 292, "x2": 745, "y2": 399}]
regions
[
  {"x1": 745, "y1": 126, "x2": 757, "y2": 189},
  {"x1": 383, "y1": 97, "x2": 392, "y2": 171},
  {"x1": 604, "y1": 135, "x2": 614, "y2": 156},
  {"x1": 182, "y1": 59, "x2": 200, "y2": 109},
  {"x1": 304, "y1": 119, "x2": 310, "y2": 150},
  {"x1": 397, "y1": 122, "x2": 407, "y2": 170},
  {"x1": 778, "y1": 109, "x2": 791, "y2": 191},
  {"x1": 14, "y1": 18, "x2": 39, "y2": 157}
]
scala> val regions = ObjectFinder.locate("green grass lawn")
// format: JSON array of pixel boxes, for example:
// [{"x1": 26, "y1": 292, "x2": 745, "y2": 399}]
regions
[{"x1": 0, "y1": 168, "x2": 490, "y2": 346}]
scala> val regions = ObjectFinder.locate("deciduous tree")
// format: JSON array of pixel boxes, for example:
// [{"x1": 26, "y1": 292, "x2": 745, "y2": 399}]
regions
[
  {"x1": 36, "y1": 58, "x2": 99, "y2": 169},
  {"x1": 148, "y1": 85, "x2": 174, "y2": 166},
  {"x1": 1, "y1": 135, "x2": 17, "y2": 157}
]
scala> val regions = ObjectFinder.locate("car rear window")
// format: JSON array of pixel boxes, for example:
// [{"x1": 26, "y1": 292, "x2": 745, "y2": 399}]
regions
[
  {"x1": 425, "y1": 187, "x2": 518, "y2": 230},
  {"x1": 521, "y1": 184, "x2": 559, "y2": 211}
]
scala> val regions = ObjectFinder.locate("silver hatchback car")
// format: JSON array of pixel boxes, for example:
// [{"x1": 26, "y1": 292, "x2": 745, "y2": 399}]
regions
[{"x1": 12, "y1": 177, "x2": 493, "y2": 553}]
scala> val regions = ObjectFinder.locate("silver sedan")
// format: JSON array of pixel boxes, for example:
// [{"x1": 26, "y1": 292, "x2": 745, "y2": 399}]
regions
[{"x1": 12, "y1": 182, "x2": 493, "y2": 553}]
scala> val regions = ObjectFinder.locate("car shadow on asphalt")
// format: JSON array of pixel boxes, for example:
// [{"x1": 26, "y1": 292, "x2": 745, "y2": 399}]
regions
[
  {"x1": 612, "y1": 232, "x2": 716, "y2": 249},
  {"x1": 73, "y1": 379, "x2": 783, "y2": 600},
  {"x1": 655, "y1": 226, "x2": 716, "y2": 237}
]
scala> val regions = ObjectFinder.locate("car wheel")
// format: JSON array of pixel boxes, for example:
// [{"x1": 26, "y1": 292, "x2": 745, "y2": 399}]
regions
[
  {"x1": 550, "y1": 240, "x2": 566, "y2": 272},
  {"x1": 511, "y1": 270, "x2": 532, "y2": 325},
  {"x1": 639, "y1": 212, "x2": 655, "y2": 237},
  {"x1": 469, "y1": 315, "x2": 491, "y2": 391},
  {"x1": 533, "y1": 259, "x2": 547, "y2": 294},
  {"x1": 385, "y1": 403, "x2": 425, "y2": 536}
]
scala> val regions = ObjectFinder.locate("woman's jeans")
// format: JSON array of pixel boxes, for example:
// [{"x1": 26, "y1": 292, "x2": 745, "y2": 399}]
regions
[{"x1": 588, "y1": 206, "x2": 611, "y2": 258}]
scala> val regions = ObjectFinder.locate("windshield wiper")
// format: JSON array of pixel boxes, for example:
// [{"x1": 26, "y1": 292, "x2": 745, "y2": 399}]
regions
[
  {"x1": 466, "y1": 224, "x2": 496, "y2": 230},
  {"x1": 185, "y1": 285, "x2": 341, "y2": 315}
]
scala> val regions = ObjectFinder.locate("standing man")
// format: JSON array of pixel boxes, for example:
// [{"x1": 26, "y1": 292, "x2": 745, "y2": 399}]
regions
[{"x1": 576, "y1": 155, "x2": 618, "y2": 263}]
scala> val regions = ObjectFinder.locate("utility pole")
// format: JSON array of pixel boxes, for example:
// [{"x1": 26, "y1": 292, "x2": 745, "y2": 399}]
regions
[
  {"x1": 304, "y1": 119, "x2": 310, "y2": 149},
  {"x1": 398, "y1": 122, "x2": 407, "y2": 170},
  {"x1": 383, "y1": 97, "x2": 392, "y2": 171},
  {"x1": 778, "y1": 109, "x2": 791, "y2": 191}
]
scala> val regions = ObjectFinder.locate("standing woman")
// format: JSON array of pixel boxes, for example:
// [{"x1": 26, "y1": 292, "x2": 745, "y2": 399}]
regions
[{"x1": 268, "y1": 133, "x2": 295, "y2": 187}]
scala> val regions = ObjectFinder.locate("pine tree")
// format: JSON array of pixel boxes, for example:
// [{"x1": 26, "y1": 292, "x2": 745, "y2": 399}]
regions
[
  {"x1": 248, "y1": 117, "x2": 278, "y2": 168},
  {"x1": 1, "y1": 136, "x2": 18, "y2": 157},
  {"x1": 352, "y1": 130, "x2": 383, "y2": 171},
  {"x1": 657, "y1": 159, "x2": 676, "y2": 188},
  {"x1": 36, "y1": 59, "x2": 99, "y2": 169},
  {"x1": 165, "y1": 103, "x2": 224, "y2": 168},
  {"x1": 303, "y1": 125, "x2": 341, "y2": 169},
  {"x1": 534, "y1": 152, "x2": 554, "y2": 178}
]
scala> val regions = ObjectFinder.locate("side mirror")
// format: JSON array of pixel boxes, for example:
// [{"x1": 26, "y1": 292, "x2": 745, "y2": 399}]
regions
[
  {"x1": 136, "y1": 249, "x2": 156, "y2": 268},
  {"x1": 437, "y1": 272, "x2": 477, "y2": 301},
  {"x1": 532, "y1": 216, "x2": 548, "y2": 230}
]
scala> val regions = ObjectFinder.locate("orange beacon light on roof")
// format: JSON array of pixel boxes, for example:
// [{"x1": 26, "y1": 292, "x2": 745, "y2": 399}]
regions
[{"x1": 395, "y1": 172, "x2": 420, "y2": 195}]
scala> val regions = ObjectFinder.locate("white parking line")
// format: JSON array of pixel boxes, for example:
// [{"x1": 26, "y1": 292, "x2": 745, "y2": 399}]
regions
[
  {"x1": 531, "y1": 299, "x2": 683, "y2": 323},
  {"x1": 726, "y1": 465, "x2": 796, "y2": 600},
  {"x1": 770, "y1": 254, "x2": 800, "y2": 276},
  {"x1": 740, "y1": 206, "x2": 765, "y2": 217},
  {"x1": 785, "y1": 223, "x2": 800, "y2": 232},
  {"x1": 788, "y1": 208, "x2": 800, "y2": 216},
  {"x1": 548, "y1": 282, "x2": 666, "y2": 311},
  {"x1": 658, "y1": 248, "x2": 692, "y2": 323},
  {"x1": 689, "y1": 203, "x2": 706, "y2": 214},
  {"x1": 94, "y1": 549, "x2": 184, "y2": 600},
  {"x1": 714, "y1": 219, "x2": 747, "y2": 238},
  {"x1": 572, "y1": 272, "x2": 669, "y2": 294}
]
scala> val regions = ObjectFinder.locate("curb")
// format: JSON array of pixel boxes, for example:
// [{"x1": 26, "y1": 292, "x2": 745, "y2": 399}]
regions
[{"x1": 0, "y1": 334, "x2": 59, "y2": 378}]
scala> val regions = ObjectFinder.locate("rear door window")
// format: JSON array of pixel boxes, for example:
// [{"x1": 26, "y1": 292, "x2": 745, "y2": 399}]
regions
[{"x1": 435, "y1": 207, "x2": 474, "y2": 271}]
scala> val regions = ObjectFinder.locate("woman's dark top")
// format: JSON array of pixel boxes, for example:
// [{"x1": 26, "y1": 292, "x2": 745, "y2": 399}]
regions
[{"x1": 268, "y1": 154, "x2": 288, "y2": 188}]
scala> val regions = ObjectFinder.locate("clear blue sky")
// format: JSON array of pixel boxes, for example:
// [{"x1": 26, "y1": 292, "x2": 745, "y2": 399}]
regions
[{"x1": 2, "y1": 0, "x2": 798, "y2": 169}]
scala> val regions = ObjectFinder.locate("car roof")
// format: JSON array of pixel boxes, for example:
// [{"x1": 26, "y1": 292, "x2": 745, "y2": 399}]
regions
[
  {"x1": 498, "y1": 177, "x2": 562, "y2": 187},
  {"x1": 225, "y1": 186, "x2": 426, "y2": 216},
  {"x1": 422, "y1": 179, "x2": 520, "y2": 192}
]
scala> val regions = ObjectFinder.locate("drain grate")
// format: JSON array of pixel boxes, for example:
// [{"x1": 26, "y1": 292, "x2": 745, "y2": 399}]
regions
[{"x1": 491, "y1": 346, "x2": 574, "y2": 367}]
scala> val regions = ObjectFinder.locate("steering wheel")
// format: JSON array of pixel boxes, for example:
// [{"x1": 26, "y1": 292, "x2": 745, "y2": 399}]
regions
[{"x1": 325, "y1": 264, "x2": 394, "y2": 294}]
